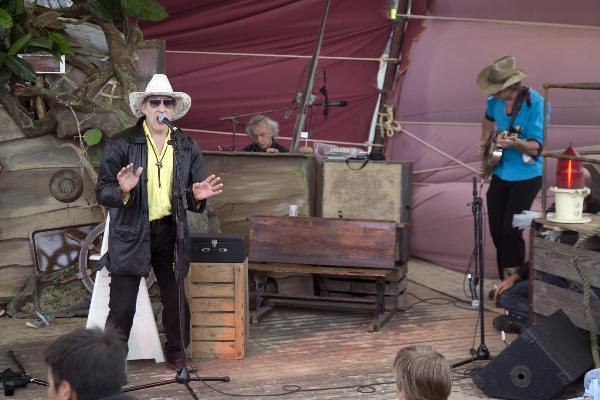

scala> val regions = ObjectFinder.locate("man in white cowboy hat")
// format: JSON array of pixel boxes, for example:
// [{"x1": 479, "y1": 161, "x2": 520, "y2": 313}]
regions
[
  {"x1": 475, "y1": 56, "x2": 549, "y2": 334},
  {"x1": 95, "y1": 73, "x2": 223, "y2": 371}
]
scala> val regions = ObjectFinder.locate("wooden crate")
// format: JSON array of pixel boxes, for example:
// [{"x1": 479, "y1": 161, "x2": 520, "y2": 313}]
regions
[
  {"x1": 320, "y1": 264, "x2": 408, "y2": 310},
  {"x1": 531, "y1": 216, "x2": 600, "y2": 331},
  {"x1": 187, "y1": 260, "x2": 249, "y2": 359},
  {"x1": 317, "y1": 159, "x2": 412, "y2": 224}
]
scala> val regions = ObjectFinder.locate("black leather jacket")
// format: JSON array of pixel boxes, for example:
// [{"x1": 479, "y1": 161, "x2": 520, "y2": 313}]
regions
[{"x1": 95, "y1": 117, "x2": 206, "y2": 277}]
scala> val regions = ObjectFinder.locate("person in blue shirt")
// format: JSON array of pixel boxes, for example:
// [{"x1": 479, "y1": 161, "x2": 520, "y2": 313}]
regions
[{"x1": 475, "y1": 56, "x2": 547, "y2": 331}]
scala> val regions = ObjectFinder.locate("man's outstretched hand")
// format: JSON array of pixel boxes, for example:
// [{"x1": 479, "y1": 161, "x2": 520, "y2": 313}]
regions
[
  {"x1": 192, "y1": 174, "x2": 223, "y2": 201},
  {"x1": 117, "y1": 163, "x2": 143, "y2": 193}
]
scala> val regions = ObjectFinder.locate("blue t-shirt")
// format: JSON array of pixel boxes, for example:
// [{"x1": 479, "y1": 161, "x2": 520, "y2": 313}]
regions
[{"x1": 485, "y1": 87, "x2": 549, "y2": 181}]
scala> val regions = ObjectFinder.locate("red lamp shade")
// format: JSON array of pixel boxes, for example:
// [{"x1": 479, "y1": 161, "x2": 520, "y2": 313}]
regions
[{"x1": 556, "y1": 144, "x2": 585, "y2": 189}]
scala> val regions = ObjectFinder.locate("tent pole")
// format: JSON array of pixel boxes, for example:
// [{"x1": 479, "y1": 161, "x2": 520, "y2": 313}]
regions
[
  {"x1": 372, "y1": 0, "x2": 410, "y2": 151},
  {"x1": 290, "y1": 0, "x2": 332, "y2": 153}
]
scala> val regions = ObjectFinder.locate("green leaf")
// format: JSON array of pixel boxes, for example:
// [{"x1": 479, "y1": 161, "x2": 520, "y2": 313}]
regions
[
  {"x1": 83, "y1": 128, "x2": 103, "y2": 146},
  {"x1": 8, "y1": 32, "x2": 31, "y2": 55},
  {"x1": 0, "y1": 69, "x2": 12, "y2": 86},
  {"x1": 28, "y1": 36, "x2": 53, "y2": 50},
  {"x1": 0, "y1": 9, "x2": 13, "y2": 28},
  {"x1": 121, "y1": 0, "x2": 142, "y2": 17},
  {"x1": 10, "y1": 23, "x2": 25, "y2": 45},
  {"x1": 0, "y1": 52, "x2": 7, "y2": 65},
  {"x1": 48, "y1": 32, "x2": 72, "y2": 55},
  {"x1": 123, "y1": 0, "x2": 167, "y2": 21},
  {"x1": 89, "y1": 0, "x2": 121, "y2": 22},
  {"x1": 4, "y1": 55, "x2": 35, "y2": 82}
]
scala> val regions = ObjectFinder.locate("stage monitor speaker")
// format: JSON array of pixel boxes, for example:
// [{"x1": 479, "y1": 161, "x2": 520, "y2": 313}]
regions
[{"x1": 472, "y1": 309, "x2": 593, "y2": 400}]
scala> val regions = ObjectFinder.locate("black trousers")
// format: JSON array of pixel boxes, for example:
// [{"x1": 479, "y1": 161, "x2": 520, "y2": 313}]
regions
[
  {"x1": 486, "y1": 175, "x2": 542, "y2": 278},
  {"x1": 106, "y1": 219, "x2": 190, "y2": 359}
]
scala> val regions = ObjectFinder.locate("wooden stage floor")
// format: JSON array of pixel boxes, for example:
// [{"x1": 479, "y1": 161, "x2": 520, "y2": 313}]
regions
[{"x1": 0, "y1": 261, "x2": 582, "y2": 399}]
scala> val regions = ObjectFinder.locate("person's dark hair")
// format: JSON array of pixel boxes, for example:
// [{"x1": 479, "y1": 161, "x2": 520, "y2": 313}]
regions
[
  {"x1": 45, "y1": 328, "x2": 128, "y2": 400},
  {"x1": 496, "y1": 82, "x2": 522, "y2": 96}
]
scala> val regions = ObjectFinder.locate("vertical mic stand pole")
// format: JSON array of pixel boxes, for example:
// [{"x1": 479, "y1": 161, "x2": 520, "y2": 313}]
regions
[{"x1": 452, "y1": 176, "x2": 491, "y2": 368}]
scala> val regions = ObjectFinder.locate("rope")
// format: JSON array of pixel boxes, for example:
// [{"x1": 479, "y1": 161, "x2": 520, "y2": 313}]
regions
[
  {"x1": 397, "y1": 14, "x2": 600, "y2": 32},
  {"x1": 570, "y1": 225, "x2": 600, "y2": 368},
  {"x1": 182, "y1": 127, "x2": 382, "y2": 148},
  {"x1": 397, "y1": 120, "x2": 600, "y2": 130},
  {"x1": 167, "y1": 50, "x2": 397, "y2": 63},
  {"x1": 377, "y1": 105, "x2": 480, "y2": 174}
]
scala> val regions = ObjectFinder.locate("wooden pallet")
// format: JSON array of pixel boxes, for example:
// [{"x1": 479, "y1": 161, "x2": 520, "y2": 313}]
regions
[
  {"x1": 319, "y1": 264, "x2": 408, "y2": 311},
  {"x1": 531, "y1": 216, "x2": 600, "y2": 331},
  {"x1": 187, "y1": 260, "x2": 249, "y2": 359}
]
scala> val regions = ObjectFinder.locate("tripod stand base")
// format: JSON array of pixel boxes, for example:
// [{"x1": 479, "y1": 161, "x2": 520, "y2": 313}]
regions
[{"x1": 452, "y1": 344, "x2": 491, "y2": 368}]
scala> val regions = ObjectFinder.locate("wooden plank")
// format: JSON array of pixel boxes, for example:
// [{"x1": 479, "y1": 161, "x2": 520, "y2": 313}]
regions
[
  {"x1": 192, "y1": 327, "x2": 236, "y2": 341},
  {"x1": 533, "y1": 280, "x2": 600, "y2": 332},
  {"x1": 249, "y1": 262, "x2": 390, "y2": 277},
  {"x1": 320, "y1": 159, "x2": 412, "y2": 224},
  {"x1": 321, "y1": 276, "x2": 407, "y2": 296},
  {"x1": 191, "y1": 312, "x2": 235, "y2": 327},
  {"x1": 190, "y1": 263, "x2": 234, "y2": 283},
  {"x1": 534, "y1": 215, "x2": 600, "y2": 235},
  {"x1": 191, "y1": 298, "x2": 234, "y2": 312},
  {"x1": 0, "y1": 109, "x2": 25, "y2": 142},
  {"x1": 0, "y1": 169, "x2": 97, "y2": 219},
  {"x1": 0, "y1": 265, "x2": 33, "y2": 304},
  {"x1": 249, "y1": 216, "x2": 396, "y2": 268},
  {"x1": 191, "y1": 341, "x2": 236, "y2": 359},
  {"x1": 234, "y1": 261, "x2": 248, "y2": 359},
  {"x1": 203, "y1": 152, "x2": 316, "y2": 234},
  {"x1": 189, "y1": 283, "x2": 234, "y2": 298},
  {"x1": 0, "y1": 206, "x2": 103, "y2": 241},
  {"x1": 533, "y1": 236, "x2": 600, "y2": 287},
  {"x1": 322, "y1": 264, "x2": 407, "y2": 285},
  {"x1": 0, "y1": 239, "x2": 31, "y2": 268},
  {"x1": 0, "y1": 135, "x2": 80, "y2": 172}
]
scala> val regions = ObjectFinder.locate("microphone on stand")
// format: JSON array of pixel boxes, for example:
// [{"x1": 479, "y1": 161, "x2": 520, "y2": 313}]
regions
[
  {"x1": 158, "y1": 114, "x2": 178, "y2": 130},
  {"x1": 313, "y1": 100, "x2": 349, "y2": 107},
  {"x1": 468, "y1": 274, "x2": 480, "y2": 309}
]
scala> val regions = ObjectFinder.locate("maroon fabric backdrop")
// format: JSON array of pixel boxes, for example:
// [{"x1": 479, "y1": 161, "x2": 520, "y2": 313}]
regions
[
  {"x1": 142, "y1": 0, "x2": 391, "y2": 150},
  {"x1": 388, "y1": 3, "x2": 600, "y2": 276}
]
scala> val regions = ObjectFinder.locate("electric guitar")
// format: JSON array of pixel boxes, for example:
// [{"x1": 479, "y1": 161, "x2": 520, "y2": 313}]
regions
[{"x1": 481, "y1": 128, "x2": 520, "y2": 179}]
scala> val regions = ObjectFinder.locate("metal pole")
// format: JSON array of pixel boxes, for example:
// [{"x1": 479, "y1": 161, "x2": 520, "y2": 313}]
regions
[
  {"x1": 290, "y1": 0, "x2": 332, "y2": 153},
  {"x1": 542, "y1": 85, "x2": 550, "y2": 217}
]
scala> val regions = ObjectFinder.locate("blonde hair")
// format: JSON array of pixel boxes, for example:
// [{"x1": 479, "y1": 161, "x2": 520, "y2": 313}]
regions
[{"x1": 393, "y1": 346, "x2": 452, "y2": 400}]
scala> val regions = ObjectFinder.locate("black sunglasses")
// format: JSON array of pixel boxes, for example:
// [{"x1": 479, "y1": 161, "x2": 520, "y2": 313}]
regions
[{"x1": 147, "y1": 98, "x2": 176, "y2": 108}]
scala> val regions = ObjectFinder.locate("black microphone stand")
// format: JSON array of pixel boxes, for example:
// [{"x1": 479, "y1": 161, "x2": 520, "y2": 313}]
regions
[
  {"x1": 124, "y1": 118, "x2": 230, "y2": 399},
  {"x1": 452, "y1": 176, "x2": 491, "y2": 368}
]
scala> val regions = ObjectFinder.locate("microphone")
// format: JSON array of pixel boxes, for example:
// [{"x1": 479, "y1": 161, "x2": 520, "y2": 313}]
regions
[
  {"x1": 468, "y1": 274, "x2": 480, "y2": 309},
  {"x1": 314, "y1": 100, "x2": 348, "y2": 107},
  {"x1": 158, "y1": 114, "x2": 178, "y2": 130}
]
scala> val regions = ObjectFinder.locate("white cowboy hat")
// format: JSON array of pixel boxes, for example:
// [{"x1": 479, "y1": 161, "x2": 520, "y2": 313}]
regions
[
  {"x1": 477, "y1": 56, "x2": 528, "y2": 94},
  {"x1": 129, "y1": 74, "x2": 192, "y2": 120}
]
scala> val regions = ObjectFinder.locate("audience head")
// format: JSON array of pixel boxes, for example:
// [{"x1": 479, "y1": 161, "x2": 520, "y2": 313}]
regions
[
  {"x1": 45, "y1": 328, "x2": 128, "y2": 400},
  {"x1": 393, "y1": 345, "x2": 452, "y2": 400}
]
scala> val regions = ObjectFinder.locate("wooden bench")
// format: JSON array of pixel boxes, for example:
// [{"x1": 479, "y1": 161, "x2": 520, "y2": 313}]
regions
[{"x1": 248, "y1": 216, "x2": 404, "y2": 332}]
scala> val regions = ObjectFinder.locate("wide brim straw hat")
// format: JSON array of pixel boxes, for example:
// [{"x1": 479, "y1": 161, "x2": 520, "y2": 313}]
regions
[
  {"x1": 129, "y1": 74, "x2": 192, "y2": 120},
  {"x1": 477, "y1": 56, "x2": 528, "y2": 94}
]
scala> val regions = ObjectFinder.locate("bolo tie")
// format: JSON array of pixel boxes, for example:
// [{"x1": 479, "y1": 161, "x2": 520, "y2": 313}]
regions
[{"x1": 147, "y1": 136, "x2": 169, "y2": 188}]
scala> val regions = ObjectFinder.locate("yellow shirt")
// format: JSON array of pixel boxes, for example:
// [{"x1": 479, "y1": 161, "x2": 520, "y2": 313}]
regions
[{"x1": 144, "y1": 121, "x2": 174, "y2": 221}]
